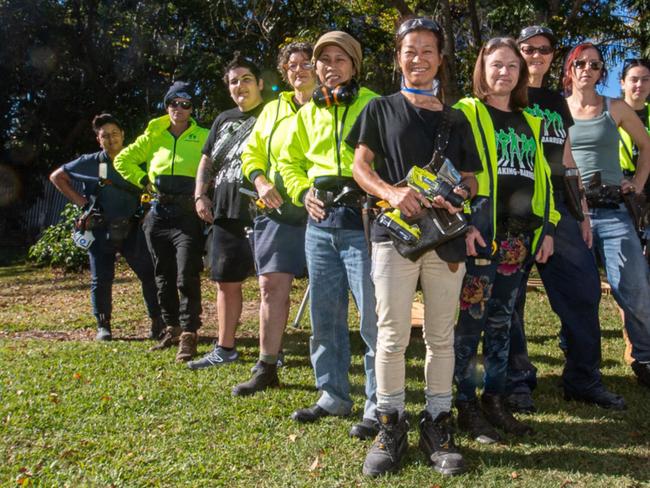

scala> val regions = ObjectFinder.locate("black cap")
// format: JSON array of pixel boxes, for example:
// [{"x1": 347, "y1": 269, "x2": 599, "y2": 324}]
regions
[
  {"x1": 517, "y1": 26, "x2": 556, "y2": 46},
  {"x1": 163, "y1": 81, "x2": 195, "y2": 106}
]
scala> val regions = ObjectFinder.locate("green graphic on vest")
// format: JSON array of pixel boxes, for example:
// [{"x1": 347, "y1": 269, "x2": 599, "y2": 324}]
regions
[
  {"x1": 495, "y1": 128, "x2": 535, "y2": 177},
  {"x1": 525, "y1": 103, "x2": 566, "y2": 140}
]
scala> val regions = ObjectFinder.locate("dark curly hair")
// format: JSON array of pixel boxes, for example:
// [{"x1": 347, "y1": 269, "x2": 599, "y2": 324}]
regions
[{"x1": 276, "y1": 42, "x2": 314, "y2": 83}]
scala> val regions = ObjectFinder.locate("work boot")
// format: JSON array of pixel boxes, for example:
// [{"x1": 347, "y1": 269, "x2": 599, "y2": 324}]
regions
[
  {"x1": 506, "y1": 392, "x2": 537, "y2": 414},
  {"x1": 148, "y1": 316, "x2": 165, "y2": 340},
  {"x1": 362, "y1": 409, "x2": 409, "y2": 477},
  {"x1": 251, "y1": 350, "x2": 285, "y2": 373},
  {"x1": 481, "y1": 393, "x2": 534, "y2": 436},
  {"x1": 350, "y1": 417, "x2": 380, "y2": 440},
  {"x1": 563, "y1": 385, "x2": 627, "y2": 410},
  {"x1": 632, "y1": 360, "x2": 650, "y2": 388},
  {"x1": 232, "y1": 361, "x2": 279, "y2": 396},
  {"x1": 175, "y1": 331, "x2": 198, "y2": 362},
  {"x1": 456, "y1": 399, "x2": 501, "y2": 444},
  {"x1": 418, "y1": 411, "x2": 466, "y2": 476},
  {"x1": 150, "y1": 326, "x2": 181, "y2": 351}
]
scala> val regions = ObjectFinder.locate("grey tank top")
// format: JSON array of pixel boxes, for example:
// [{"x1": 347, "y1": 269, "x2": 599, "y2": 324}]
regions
[{"x1": 569, "y1": 97, "x2": 624, "y2": 186}]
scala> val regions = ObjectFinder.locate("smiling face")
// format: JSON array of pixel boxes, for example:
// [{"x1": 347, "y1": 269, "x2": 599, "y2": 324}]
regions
[
  {"x1": 286, "y1": 51, "x2": 317, "y2": 93},
  {"x1": 227, "y1": 66, "x2": 264, "y2": 112},
  {"x1": 397, "y1": 30, "x2": 442, "y2": 89},
  {"x1": 571, "y1": 47, "x2": 603, "y2": 90},
  {"x1": 315, "y1": 45, "x2": 355, "y2": 89},
  {"x1": 519, "y1": 35, "x2": 553, "y2": 79},
  {"x1": 96, "y1": 123, "x2": 124, "y2": 156},
  {"x1": 484, "y1": 46, "x2": 521, "y2": 97},
  {"x1": 621, "y1": 65, "x2": 650, "y2": 105}
]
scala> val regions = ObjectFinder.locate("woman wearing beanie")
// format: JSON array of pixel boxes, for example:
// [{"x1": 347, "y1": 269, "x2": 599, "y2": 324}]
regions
[
  {"x1": 277, "y1": 31, "x2": 380, "y2": 440},
  {"x1": 114, "y1": 81, "x2": 209, "y2": 363}
]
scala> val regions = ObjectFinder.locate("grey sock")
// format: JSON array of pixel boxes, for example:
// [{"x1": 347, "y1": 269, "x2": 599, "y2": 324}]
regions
[{"x1": 424, "y1": 390, "x2": 452, "y2": 420}]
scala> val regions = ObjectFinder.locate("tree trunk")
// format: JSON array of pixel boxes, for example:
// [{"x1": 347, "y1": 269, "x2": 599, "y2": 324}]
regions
[{"x1": 439, "y1": 0, "x2": 459, "y2": 103}]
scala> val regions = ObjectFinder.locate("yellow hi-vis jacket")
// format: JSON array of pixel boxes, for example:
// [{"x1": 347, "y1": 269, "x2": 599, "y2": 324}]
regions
[
  {"x1": 619, "y1": 102, "x2": 650, "y2": 173},
  {"x1": 453, "y1": 97, "x2": 560, "y2": 255}
]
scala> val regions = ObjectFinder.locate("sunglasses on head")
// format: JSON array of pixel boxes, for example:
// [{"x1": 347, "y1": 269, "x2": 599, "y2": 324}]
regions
[
  {"x1": 285, "y1": 62, "x2": 314, "y2": 72},
  {"x1": 168, "y1": 100, "x2": 192, "y2": 109},
  {"x1": 572, "y1": 59, "x2": 603, "y2": 71},
  {"x1": 520, "y1": 45, "x2": 554, "y2": 55},
  {"x1": 396, "y1": 17, "x2": 442, "y2": 39},
  {"x1": 519, "y1": 26, "x2": 554, "y2": 40}
]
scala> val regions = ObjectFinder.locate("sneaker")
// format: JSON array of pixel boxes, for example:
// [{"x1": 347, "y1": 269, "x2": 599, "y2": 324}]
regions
[
  {"x1": 456, "y1": 399, "x2": 501, "y2": 444},
  {"x1": 506, "y1": 392, "x2": 537, "y2": 414},
  {"x1": 362, "y1": 409, "x2": 409, "y2": 477},
  {"x1": 418, "y1": 411, "x2": 466, "y2": 476},
  {"x1": 232, "y1": 361, "x2": 279, "y2": 396},
  {"x1": 148, "y1": 316, "x2": 165, "y2": 340},
  {"x1": 187, "y1": 345, "x2": 239, "y2": 370},
  {"x1": 175, "y1": 331, "x2": 198, "y2": 362},
  {"x1": 349, "y1": 417, "x2": 379, "y2": 440},
  {"x1": 632, "y1": 360, "x2": 650, "y2": 388},
  {"x1": 95, "y1": 326, "x2": 112, "y2": 341},
  {"x1": 150, "y1": 326, "x2": 181, "y2": 351},
  {"x1": 564, "y1": 385, "x2": 627, "y2": 410},
  {"x1": 481, "y1": 393, "x2": 534, "y2": 436}
]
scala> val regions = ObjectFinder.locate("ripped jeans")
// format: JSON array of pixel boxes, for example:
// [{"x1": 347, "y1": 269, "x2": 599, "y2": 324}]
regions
[{"x1": 454, "y1": 234, "x2": 531, "y2": 402}]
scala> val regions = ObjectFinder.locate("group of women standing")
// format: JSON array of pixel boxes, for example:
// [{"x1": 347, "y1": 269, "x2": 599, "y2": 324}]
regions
[{"x1": 106, "y1": 16, "x2": 650, "y2": 479}]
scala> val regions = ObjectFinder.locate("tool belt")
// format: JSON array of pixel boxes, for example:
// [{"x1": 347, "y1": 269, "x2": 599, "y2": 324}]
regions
[
  {"x1": 313, "y1": 176, "x2": 365, "y2": 208},
  {"x1": 585, "y1": 185, "x2": 623, "y2": 208}
]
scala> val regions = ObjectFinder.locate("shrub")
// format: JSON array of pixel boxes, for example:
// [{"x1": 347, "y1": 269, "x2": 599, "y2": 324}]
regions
[{"x1": 28, "y1": 203, "x2": 88, "y2": 271}]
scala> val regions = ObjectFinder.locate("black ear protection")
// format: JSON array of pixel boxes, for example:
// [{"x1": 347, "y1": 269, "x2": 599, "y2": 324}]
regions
[{"x1": 312, "y1": 79, "x2": 359, "y2": 108}]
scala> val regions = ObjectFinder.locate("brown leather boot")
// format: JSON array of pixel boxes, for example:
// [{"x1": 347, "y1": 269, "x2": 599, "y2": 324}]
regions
[
  {"x1": 150, "y1": 326, "x2": 181, "y2": 351},
  {"x1": 176, "y1": 331, "x2": 198, "y2": 362},
  {"x1": 481, "y1": 393, "x2": 534, "y2": 436}
]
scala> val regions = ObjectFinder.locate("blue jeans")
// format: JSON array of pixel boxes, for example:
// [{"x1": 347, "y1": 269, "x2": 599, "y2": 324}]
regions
[
  {"x1": 305, "y1": 224, "x2": 377, "y2": 419},
  {"x1": 454, "y1": 235, "x2": 530, "y2": 402},
  {"x1": 89, "y1": 223, "x2": 160, "y2": 324},
  {"x1": 591, "y1": 204, "x2": 650, "y2": 362},
  {"x1": 508, "y1": 197, "x2": 603, "y2": 395}
]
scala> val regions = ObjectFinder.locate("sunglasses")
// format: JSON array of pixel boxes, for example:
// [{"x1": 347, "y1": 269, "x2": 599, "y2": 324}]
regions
[
  {"x1": 285, "y1": 62, "x2": 314, "y2": 72},
  {"x1": 572, "y1": 59, "x2": 604, "y2": 71},
  {"x1": 519, "y1": 26, "x2": 555, "y2": 41},
  {"x1": 396, "y1": 17, "x2": 442, "y2": 39},
  {"x1": 520, "y1": 45, "x2": 554, "y2": 55},
  {"x1": 168, "y1": 100, "x2": 192, "y2": 109}
]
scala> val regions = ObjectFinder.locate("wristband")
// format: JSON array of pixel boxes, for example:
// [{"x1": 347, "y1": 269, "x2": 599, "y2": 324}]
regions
[{"x1": 194, "y1": 194, "x2": 206, "y2": 203}]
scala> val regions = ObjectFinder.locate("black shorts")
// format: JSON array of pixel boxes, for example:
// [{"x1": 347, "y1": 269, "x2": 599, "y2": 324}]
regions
[
  {"x1": 253, "y1": 215, "x2": 306, "y2": 276},
  {"x1": 209, "y1": 218, "x2": 254, "y2": 282}
]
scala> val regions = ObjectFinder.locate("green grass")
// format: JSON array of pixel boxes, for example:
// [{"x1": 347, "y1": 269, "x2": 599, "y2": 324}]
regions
[{"x1": 1, "y1": 262, "x2": 649, "y2": 487}]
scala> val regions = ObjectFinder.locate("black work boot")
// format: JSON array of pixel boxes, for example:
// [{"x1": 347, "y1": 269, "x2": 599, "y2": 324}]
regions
[
  {"x1": 232, "y1": 361, "x2": 279, "y2": 396},
  {"x1": 148, "y1": 316, "x2": 165, "y2": 340},
  {"x1": 481, "y1": 393, "x2": 534, "y2": 436},
  {"x1": 362, "y1": 409, "x2": 409, "y2": 477},
  {"x1": 456, "y1": 399, "x2": 501, "y2": 444},
  {"x1": 95, "y1": 315, "x2": 112, "y2": 341},
  {"x1": 418, "y1": 411, "x2": 466, "y2": 476},
  {"x1": 632, "y1": 360, "x2": 650, "y2": 388}
]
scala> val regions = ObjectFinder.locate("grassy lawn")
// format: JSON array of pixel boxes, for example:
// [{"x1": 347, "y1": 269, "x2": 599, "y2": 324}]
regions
[{"x1": 1, "y1": 260, "x2": 649, "y2": 487}]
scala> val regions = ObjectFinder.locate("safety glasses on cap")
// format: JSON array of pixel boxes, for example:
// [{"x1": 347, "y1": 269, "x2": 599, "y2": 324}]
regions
[
  {"x1": 396, "y1": 17, "x2": 442, "y2": 40},
  {"x1": 518, "y1": 26, "x2": 555, "y2": 42}
]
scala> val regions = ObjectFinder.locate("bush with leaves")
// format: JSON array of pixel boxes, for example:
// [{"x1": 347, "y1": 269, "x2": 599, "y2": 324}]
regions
[{"x1": 28, "y1": 203, "x2": 88, "y2": 271}]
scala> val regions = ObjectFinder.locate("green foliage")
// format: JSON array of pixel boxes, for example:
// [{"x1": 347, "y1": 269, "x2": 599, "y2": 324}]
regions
[{"x1": 28, "y1": 203, "x2": 88, "y2": 271}]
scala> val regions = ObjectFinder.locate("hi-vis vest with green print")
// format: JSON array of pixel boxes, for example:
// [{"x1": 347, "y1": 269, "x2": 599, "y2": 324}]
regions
[
  {"x1": 618, "y1": 102, "x2": 650, "y2": 173},
  {"x1": 453, "y1": 97, "x2": 560, "y2": 255}
]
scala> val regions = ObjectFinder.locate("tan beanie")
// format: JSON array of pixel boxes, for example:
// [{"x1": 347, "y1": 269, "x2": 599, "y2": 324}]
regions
[{"x1": 313, "y1": 31, "x2": 362, "y2": 77}]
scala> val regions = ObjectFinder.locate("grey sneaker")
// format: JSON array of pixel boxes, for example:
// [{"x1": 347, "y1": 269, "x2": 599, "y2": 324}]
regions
[
  {"x1": 187, "y1": 345, "x2": 239, "y2": 370},
  {"x1": 95, "y1": 326, "x2": 112, "y2": 341}
]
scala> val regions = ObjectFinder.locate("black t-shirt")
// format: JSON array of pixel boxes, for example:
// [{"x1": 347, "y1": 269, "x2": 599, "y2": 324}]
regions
[
  {"x1": 63, "y1": 151, "x2": 139, "y2": 221},
  {"x1": 486, "y1": 105, "x2": 537, "y2": 229},
  {"x1": 202, "y1": 104, "x2": 264, "y2": 221},
  {"x1": 524, "y1": 87, "x2": 574, "y2": 176},
  {"x1": 346, "y1": 92, "x2": 482, "y2": 241}
]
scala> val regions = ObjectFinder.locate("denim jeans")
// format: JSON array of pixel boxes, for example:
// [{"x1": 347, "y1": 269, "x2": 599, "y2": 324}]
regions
[
  {"x1": 305, "y1": 224, "x2": 377, "y2": 419},
  {"x1": 508, "y1": 196, "x2": 603, "y2": 395},
  {"x1": 143, "y1": 202, "x2": 204, "y2": 332},
  {"x1": 454, "y1": 235, "x2": 530, "y2": 402},
  {"x1": 591, "y1": 204, "x2": 650, "y2": 362},
  {"x1": 89, "y1": 224, "x2": 160, "y2": 324}
]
